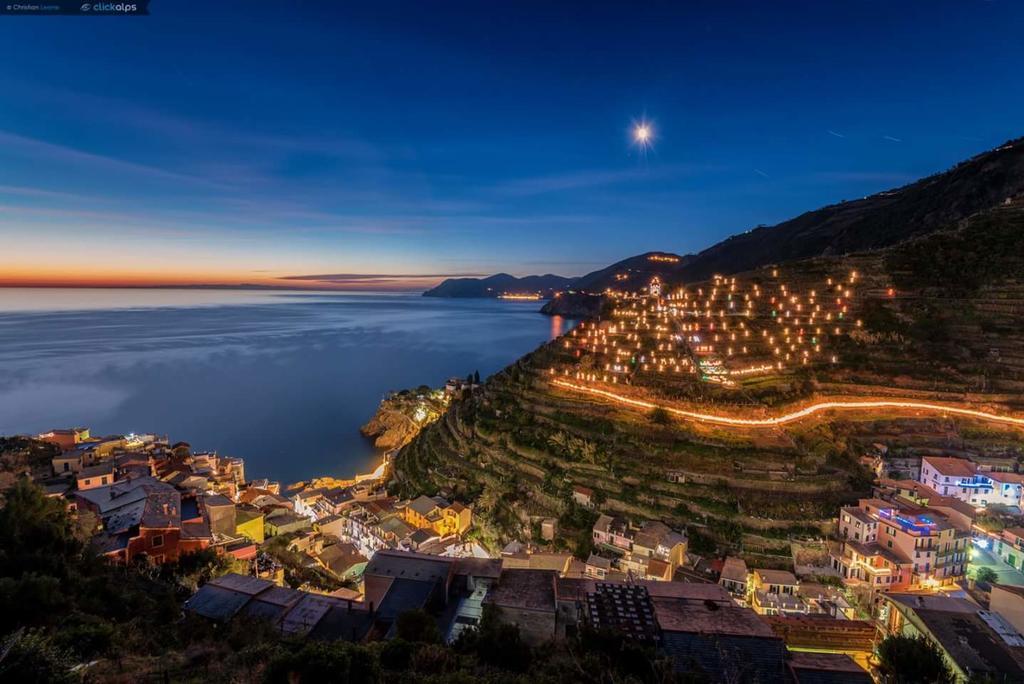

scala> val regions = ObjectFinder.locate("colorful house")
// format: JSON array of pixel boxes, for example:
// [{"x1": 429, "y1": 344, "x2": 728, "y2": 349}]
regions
[
  {"x1": 400, "y1": 495, "x2": 472, "y2": 537},
  {"x1": 235, "y1": 506, "x2": 266, "y2": 544}
]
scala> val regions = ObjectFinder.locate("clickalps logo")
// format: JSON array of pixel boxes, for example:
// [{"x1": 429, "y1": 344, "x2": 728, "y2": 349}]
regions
[{"x1": 81, "y1": 2, "x2": 138, "y2": 11}]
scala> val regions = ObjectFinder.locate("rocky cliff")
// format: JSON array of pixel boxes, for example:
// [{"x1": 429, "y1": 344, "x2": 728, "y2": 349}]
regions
[{"x1": 361, "y1": 388, "x2": 449, "y2": 451}]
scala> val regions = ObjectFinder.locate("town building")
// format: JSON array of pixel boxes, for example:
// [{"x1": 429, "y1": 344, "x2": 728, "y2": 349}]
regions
[
  {"x1": 264, "y1": 510, "x2": 312, "y2": 537},
  {"x1": 591, "y1": 515, "x2": 687, "y2": 579},
  {"x1": 786, "y1": 652, "x2": 872, "y2": 684},
  {"x1": 184, "y1": 550, "x2": 870, "y2": 681},
  {"x1": 76, "y1": 462, "x2": 116, "y2": 490},
  {"x1": 584, "y1": 553, "x2": 611, "y2": 580},
  {"x1": 38, "y1": 427, "x2": 90, "y2": 451},
  {"x1": 991, "y1": 584, "x2": 1024, "y2": 636},
  {"x1": 718, "y1": 556, "x2": 749, "y2": 598},
  {"x1": 993, "y1": 527, "x2": 1024, "y2": 572},
  {"x1": 763, "y1": 615, "x2": 875, "y2": 671},
  {"x1": 75, "y1": 476, "x2": 212, "y2": 564},
  {"x1": 749, "y1": 569, "x2": 807, "y2": 616},
  {"x1": 586, "y1": 582, "x2": 660, "y2": 644},
  {"x1": 400, "y1": 494, "x2": 472, "y2": 537},
  {"x1": 185, "y1": 574, "x2": 374, "y2": 641},
  {"x1": 571, "y1": 485, "x2": 594, "y2": 508},
  {"x1": 919, "y1": 456, "x2": 1024, "y2": 510},
  {"x1": 316, "y1": 542, "x2": 367, "y2": 581},
  {"x1": 874, "y1": 478, "x2": 977, "y2": 531},
  {"x1": 879, "y1": 592, "x2": 1024, "y2": 681},
  {"x1": 831, "y1": 497, "x2": 968, "y2": 592},
  {"x1": 235, "y1": 506, "x2": 266, "y2": 543},
  {"x1": 485, "y1": 569, "x2": 559, "y2": 644}
]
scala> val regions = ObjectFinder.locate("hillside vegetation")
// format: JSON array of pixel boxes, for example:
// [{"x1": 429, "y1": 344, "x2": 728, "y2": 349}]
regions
[{"x1": 396, "y1": 198, "x2": 1024, "y2": 561}]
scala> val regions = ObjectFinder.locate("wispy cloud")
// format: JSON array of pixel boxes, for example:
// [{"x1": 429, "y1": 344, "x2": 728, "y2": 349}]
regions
[
  {"x1": 0, "y1": 129, "x2": 230, "y2": 189},
  {"x1": 490, "y1": 164, "x2": 702, "y2": 197},
  {"x1": 882, "y1": 135, "x2": 903, "y2": 143},
  {"x1": 280, "y1": 272, "x2": 486, "y2": 281},
  {"x1": 827, "y1": 129, "x2": 846, "y2": 138},
  {"x1": 276, "y1": 272, "x2": 486, "y2": 289},
  {"x1": 0, "y1": 184, "x2": 93, "y2": 201},
  {"x1": 753, "y1": 168, "x2": 770, "y2": 178}
]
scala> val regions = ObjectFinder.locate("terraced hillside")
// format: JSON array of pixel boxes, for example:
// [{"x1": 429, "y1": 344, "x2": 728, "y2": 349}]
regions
[{"x1": 394, "y1": 200, "x2": 1024, "y2": 564}]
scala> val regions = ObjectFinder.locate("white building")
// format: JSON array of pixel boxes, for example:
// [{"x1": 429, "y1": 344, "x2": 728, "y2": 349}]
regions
[{"x1": 920, "y1": 456, "x2": 1024, "y2": 510}]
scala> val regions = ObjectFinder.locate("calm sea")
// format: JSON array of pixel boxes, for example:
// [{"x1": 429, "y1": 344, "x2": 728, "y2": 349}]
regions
[{"x1": 0, "y1": 289, "x2": 573, "y2": 484}]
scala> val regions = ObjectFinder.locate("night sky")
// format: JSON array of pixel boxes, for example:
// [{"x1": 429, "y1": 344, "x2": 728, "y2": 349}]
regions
[{"x1": 2, "y1": 1, "x2": 1022, "y2": 288}]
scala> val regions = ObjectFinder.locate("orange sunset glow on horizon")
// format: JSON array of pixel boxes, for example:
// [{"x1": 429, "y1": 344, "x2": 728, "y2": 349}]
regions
[{"x1": 0, "y1": 266, "x2": 461, "y2": 292}]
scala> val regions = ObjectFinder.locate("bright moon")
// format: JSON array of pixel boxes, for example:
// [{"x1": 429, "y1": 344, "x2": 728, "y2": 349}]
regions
[{"x1": 632, "y1": 121, "x2": 654, "y2": 151}]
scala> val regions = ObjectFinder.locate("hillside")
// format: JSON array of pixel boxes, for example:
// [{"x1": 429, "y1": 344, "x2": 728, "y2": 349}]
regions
[
  {"x1": 674, "y1": 137, "x2": 1024, "y2": 283},
  {"x1": 570, "y1": 251, "x2": 693, "y2": 293},
  {"x1": 394, "y1": 199, "x2": 1024, "y2": 563},
  {"x1": 539, "y1": 251, "x2": 693, "y2": 317},
  {"x1": 423, "y1": 273, "x2": 575, "y2": 298}
]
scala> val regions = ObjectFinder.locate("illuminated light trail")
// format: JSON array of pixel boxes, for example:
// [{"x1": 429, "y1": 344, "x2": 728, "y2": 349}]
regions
[{"x1": 550, "y1": 379, "x2": 1024, "y2": 429}]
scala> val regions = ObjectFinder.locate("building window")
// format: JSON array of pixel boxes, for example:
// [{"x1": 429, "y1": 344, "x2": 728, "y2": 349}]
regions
[{"x1": 152, "y1": 535, "x2": 164, "y2": 549}]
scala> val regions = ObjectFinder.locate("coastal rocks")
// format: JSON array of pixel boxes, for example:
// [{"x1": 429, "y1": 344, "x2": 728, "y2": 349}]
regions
[
  {"x1": 361, "y1": 409, "x2": 420, "y2": 450},
  {"x1": 539, "y1": 292, "x2": 606, "y2": 318},
  {"x1": 361, "y1": 387, "x2": 449, "y2": 451}
]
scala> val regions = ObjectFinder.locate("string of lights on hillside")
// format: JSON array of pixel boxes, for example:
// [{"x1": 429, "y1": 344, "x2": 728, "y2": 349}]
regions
[
  {"x1": 552, "y1": 265, "x2": 865, "y2": 388},
  {"x1": 548, "y1": 378, "x2": 1024, "y2": 430}
]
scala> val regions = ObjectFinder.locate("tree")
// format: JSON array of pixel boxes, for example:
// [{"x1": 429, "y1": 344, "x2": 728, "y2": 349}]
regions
[
  {"x1": 877, "y1": 634, "x2": 954, "y2": 684},
  {"x1": 0, "y1": 630, "x2": 76, "y2": 684},
  {"x1": 974, "y1": 566, "x2": 998, "y2": 584},
  {"x1": 0, "y1": 477, "x2": 80, "y2": 578},
  {"x1": 473, "y1": 370, "x2": 480, "y2": 384}
]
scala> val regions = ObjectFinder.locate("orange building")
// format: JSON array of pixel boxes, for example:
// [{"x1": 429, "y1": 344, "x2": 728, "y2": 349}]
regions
[{"x1": 38, "y1": 427, "x2": 90, "y2": 451}]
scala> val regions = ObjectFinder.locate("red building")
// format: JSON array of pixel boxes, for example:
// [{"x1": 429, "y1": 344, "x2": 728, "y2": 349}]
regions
[{"x1": 77, "y1": 477, "x2": 212, "y2": 565}]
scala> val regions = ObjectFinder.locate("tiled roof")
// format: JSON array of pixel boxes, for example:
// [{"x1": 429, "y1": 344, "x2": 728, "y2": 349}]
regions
[
  {"x1": 788, "y1": 652, "x2": 872, "y2": 683},
  {"x1": 720, "y1": 556, "x2": 749, "y2": 584},
  {"x1": 647, "y1": 558, "x2": 672, "y2": 579},
  {"x1": 753, "y1": 568, "x2": 799, "y2": 586},
  {"x1": 185, "y1": 584, "x2": 256, "y2": 621},
  {"x1": 485, "y1": 569, "x2": 557, "y2": 612},
  {"x1": 922, "y1": 456, "x2": 978, "y2": 478},
  {"x1": 363, "y1": 550, "x2": 454, "y2": 584},
  {"x1": 78, "y1": 462, "x2": 114, "y2": 478},
  {"x1": 654, "y1": 595, "x2": 775, "y2": 637},
  {"x1": 661, "y1": 631, "x2": 787, "y2": 682},
  {"x1": 408, "y1": 494, "x2": 439, "y2": 516},
  {"x1": 141, "y1": 489, "x2": 182, "y2": 528},
  {"x1": 318, "y1": 543, "x2": 366, "y2": 574}
]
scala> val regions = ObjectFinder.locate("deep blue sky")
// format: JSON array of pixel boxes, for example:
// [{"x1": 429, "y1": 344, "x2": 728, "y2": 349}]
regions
[{"x1": 1, "y1": 1, "x2": 1022, "y2": 287}]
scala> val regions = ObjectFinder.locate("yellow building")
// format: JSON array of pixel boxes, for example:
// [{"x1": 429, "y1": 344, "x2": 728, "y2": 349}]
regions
[
  {"x1": 235, "y1": 507, "x2": 265, "y2": 544},
  {"x1": 401, "y1": 495, "x2": 472, "y2": 537}
]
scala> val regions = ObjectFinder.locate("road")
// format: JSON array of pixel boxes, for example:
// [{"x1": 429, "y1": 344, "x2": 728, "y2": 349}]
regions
[{"x1": 550, "y1": 379, "x2": 1024, "y2": 430}]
